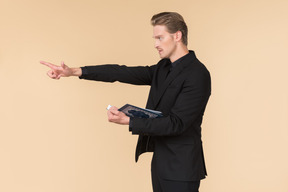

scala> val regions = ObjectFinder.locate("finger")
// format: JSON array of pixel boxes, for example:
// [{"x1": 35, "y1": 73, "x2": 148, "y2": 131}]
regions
[
  {"x1": 109, "y1": 106, "x2": 119, "y2": 111},
  {"x1": 108, "y1": 108, "x2": 121, "y2": 117},
  {"x1": 109, "y1": 108, "x2": 119, "y2": 115},
  {"x1": 61, "y1": 61, "x2": 68, "y2": 69},
  {"x1": 56, "y1": 74, "x2": 63, "y2": 80},
  {"x1": 47, "y1": 70, "x2": 57, "y2": 79},
  {"x1": 47, "y1": 70, "x2": 53, "y2": 78},
  {"x1": 107, "y1": 110, "x2": 116, "y2": 122},
  {"x1": 40, "y1": 61, "x2": 58, "y2": 69}
]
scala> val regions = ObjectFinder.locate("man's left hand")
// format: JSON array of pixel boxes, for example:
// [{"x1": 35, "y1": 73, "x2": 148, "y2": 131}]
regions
[{"x1": 107, "y1": 106, "x2": 130, "y2": 125}]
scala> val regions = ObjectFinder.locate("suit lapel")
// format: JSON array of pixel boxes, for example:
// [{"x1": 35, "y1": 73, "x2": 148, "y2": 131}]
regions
[
  {"x1": 154, "y1": 52, "x2": 197, "y2": 108},
  {"x1": 158, "y1": 60, "x2": 171, "y2": 87}
]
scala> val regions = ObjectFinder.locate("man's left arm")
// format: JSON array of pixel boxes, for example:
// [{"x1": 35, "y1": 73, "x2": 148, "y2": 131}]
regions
[{"x1": 129, "y1": 69, "x2": 211, "y2": 136}]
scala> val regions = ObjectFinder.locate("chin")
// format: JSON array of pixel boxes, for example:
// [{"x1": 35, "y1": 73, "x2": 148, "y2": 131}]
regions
[{"x1": 159, "y1": 53, "x2": 168, "y2": 59}]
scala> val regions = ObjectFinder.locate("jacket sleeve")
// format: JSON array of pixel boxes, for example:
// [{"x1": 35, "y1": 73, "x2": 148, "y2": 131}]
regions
[
  {"x1": 79, "y1": 64, "x2": 156, "y2": 86},
  {"x1": 129, "y1": 67, "x2": 211, "y2": 136}
]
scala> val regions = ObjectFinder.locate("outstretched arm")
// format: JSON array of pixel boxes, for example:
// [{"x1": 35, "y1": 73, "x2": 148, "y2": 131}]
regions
[{"x1": 40, "y1": 61, "x2": 82, "y2": 79}]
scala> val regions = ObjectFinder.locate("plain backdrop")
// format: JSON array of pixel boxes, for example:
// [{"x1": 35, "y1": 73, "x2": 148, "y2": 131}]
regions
[{"x1": 0, "y1": 0, "x2": 287, "y2": 191}]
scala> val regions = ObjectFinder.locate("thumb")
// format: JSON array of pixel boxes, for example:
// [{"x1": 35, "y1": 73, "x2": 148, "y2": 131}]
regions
[
  {"x1": 109, "y1": 107, "x2": 120, "y2": 115},
  {"x1": 61, "y1": 61, "x2": 68, "y2": 69}
]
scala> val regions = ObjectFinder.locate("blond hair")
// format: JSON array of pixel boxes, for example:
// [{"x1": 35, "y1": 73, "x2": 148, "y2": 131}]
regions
[{"x1": 151, "y1": 12, "x2": 188, "y2": 45}]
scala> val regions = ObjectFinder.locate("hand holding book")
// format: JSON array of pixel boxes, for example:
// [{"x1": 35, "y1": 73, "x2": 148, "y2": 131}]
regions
[
  {"x1": 107, "y1": 105, "x2": 130, "y2": 125},
  {"x1": 109, "y1": 104, "x2": 162, "y2": 119}
]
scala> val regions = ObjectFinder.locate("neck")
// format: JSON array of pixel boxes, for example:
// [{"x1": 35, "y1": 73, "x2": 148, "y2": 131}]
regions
[{"x1": 169, "y1": 45, "x2": 189, "y2": 63}]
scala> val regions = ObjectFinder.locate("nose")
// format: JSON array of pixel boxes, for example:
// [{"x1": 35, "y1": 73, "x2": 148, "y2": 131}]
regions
[{"x1": 154, "y1": 40, "x2": 159, "y2": 49}]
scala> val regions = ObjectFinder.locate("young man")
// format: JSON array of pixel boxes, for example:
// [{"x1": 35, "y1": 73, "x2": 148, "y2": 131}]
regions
[{"x1": 41, "y1": 12, "x2": 211, "y2": 192}]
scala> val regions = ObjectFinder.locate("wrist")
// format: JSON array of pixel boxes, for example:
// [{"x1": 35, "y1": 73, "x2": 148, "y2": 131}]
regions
[{"x1": 71, "y1": 68, "x2": 82, "y2": 77}]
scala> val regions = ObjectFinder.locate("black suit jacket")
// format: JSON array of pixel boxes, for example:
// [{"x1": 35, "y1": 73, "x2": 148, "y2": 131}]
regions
[{"x1": 80, "y1": 50, "x2": 211, "y2": 181}]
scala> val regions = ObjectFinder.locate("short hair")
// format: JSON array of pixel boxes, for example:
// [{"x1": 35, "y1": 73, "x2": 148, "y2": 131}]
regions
[{"x1": 151, "y1": 12, "x2": 188, "y2": 46}]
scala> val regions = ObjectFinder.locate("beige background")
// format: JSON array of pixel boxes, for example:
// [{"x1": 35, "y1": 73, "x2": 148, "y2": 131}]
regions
[{"x1": 1, "y1": 0, "x2": 288, "y2": 191}]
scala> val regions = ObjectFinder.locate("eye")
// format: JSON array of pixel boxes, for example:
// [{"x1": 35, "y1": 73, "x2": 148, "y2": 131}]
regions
[{"x1": 158, "y1": 37, "x2": 163, "y2": 41}]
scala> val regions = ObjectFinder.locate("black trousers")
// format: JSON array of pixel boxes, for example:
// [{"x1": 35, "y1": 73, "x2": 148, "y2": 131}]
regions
[{"x1": 151, "y1": 158, "x2": 200, "y2": 192}]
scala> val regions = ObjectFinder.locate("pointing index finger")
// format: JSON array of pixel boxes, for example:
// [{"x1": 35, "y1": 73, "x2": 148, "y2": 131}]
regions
[{"x1": 40, "y1": 61, "x2": 57, "y2": 69}]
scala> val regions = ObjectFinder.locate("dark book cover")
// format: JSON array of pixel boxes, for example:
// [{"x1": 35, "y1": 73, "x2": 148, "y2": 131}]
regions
[{"x1": 118, "y1": 104, "x2": 163, "y2": 118}]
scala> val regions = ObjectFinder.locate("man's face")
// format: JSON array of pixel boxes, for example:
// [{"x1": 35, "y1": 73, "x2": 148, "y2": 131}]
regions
[{"x1": 153, "y1": 25, "x2": 177, "y2": 59}]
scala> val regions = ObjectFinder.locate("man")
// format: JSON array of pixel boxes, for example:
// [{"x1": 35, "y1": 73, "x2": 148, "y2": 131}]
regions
[{"x1": 41, "y1": 12, "x2": 211, "y2": 192}]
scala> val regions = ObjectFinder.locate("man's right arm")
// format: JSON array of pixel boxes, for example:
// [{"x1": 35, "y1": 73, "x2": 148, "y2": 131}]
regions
[
  {"x1": 40, "y1": 61, "x2": 156, "y2": 86},
  {"x1": 79, "y1": 64, "x2": 155, "y2": 85}
]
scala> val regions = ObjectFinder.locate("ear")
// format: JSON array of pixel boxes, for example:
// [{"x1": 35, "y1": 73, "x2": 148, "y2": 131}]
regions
[{"x1": 175, "y1": 31, "x2": 183, "y2": 43}]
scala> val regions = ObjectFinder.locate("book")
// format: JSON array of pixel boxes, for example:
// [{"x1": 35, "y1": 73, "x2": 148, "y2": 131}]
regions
[{"x1": 108, "y1": 104, "x2": 163, "y2": 118}]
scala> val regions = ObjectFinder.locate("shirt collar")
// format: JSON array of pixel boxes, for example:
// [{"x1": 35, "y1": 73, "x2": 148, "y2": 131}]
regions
[{"x1": 171, "y1": 52, "x2": 190, "y2": 68}]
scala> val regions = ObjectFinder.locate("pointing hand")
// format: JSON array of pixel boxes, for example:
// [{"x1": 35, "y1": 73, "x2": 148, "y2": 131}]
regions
[{"x1": 40, "y1": 61, "x2": 78, "y2": 79}]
